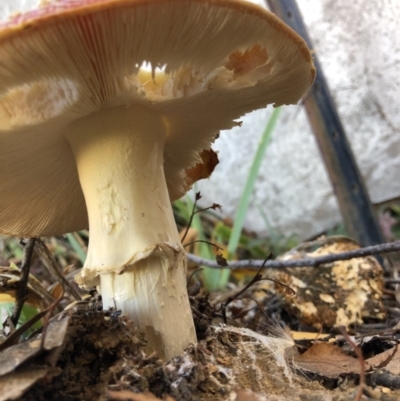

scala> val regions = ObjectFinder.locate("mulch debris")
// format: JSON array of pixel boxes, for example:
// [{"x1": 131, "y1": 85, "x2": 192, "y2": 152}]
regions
[{"x1": 2, "y1": 236, "x2": 400, "y2": 400}]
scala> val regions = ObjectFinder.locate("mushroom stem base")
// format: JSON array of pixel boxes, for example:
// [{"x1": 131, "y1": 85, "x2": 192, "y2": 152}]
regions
[{"x1": 100, "y1": 250, "x2": 195, "y2": 360}]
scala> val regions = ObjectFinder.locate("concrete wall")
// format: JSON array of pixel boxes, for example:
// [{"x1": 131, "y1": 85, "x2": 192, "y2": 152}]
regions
[{"x1": 197, "y1": 0, "x2": 400, "y2": 240}]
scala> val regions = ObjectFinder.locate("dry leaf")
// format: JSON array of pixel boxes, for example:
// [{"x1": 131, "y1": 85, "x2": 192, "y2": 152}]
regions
[
  {"x1": 384, "y1": 347, "x2": 400, "y2": 376},
  {"x1": 0, "y1": 315, "x2": 70, "y2": 376},
  {"x1": 0, "y1": 369, "x2": 48, "y2": 401},
  {"x1": 295, "y1": 342, "x2": 361, "y2": 378},
  {"x1": 0, "y1": 266, "x2": 54, "y2": 310},
  {"x1": 108, "y1": 390, "x2": 175, "y2": 401},
  {"x1": 366, "y1": 345, "x2": 400, "y2": 375}
]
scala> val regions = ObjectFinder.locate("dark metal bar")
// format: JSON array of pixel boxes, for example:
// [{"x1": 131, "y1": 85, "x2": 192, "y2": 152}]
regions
[{"x1": 266, "y1": 0, "x2": 385, "y2": 246}]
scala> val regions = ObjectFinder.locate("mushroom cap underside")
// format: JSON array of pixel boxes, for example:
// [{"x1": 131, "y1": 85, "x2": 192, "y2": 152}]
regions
[{"x1": 0, "y1": 0, "x2": 315, "y2": 236}]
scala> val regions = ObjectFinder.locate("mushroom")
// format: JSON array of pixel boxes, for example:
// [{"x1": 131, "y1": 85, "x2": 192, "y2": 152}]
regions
[{"x1": 0, "y1": 0, "x2": 315, "y2": 359}]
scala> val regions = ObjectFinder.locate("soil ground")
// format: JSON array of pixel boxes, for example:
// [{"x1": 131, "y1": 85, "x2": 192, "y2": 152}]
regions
[{"x1": 1, "y1": 291, "x2": 399, "y2": 401}]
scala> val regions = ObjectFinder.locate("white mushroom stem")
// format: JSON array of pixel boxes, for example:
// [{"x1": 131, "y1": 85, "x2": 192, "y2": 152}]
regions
[{"x1": 66, "y1": 105, "x2": 196, "y2": 360}]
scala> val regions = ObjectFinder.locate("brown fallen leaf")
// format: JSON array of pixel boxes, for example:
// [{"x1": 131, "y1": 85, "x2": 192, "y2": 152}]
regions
[
  {"x1": 0, "y1": 314, "x2": 70, "y2": 376},
  {"x1": 294, "y1": 342, "x2": 361, "y2": 378},
  {"x1": 108, "y1": 390, "x2": 175, "y2": 401},
  {"x1": 0, "y1": 368, "x2": 48, "y2": 401},
  {"x1": 383, "y1": 347, "x2": 400, "y2": 376},
  {"x1": 366, "y1": 344, "x2": 400, "y2": 375},
  {"x1": 0, "y1": 265, "x2": 55, "y2": 310}
]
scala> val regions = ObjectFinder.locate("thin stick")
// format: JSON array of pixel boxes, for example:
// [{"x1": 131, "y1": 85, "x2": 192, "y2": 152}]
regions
[
  {"x1": 183, "y1": 240, "x2": 223, "y2": 251},
  {"x1": 339, "y1": 327, "x2": 365, "y2": 401},
  {"x1": 34, "y1": 238, "x2": 82, "y2": 301},
  {"x1": 222, "y1": 254, "x2": 272, "y2": 323},
  {"x1": 11, "y1": 238, "x2": 36, "y2": 327},
  {"x1": 181, "y1": 192, "x2": 202, "y2": 243},
  {"x1": 186, "y1": 241, "x2": 400, "y2": 270},
  {"x1": 186, "y1": 267, "x2": 204, "y2": 289}
]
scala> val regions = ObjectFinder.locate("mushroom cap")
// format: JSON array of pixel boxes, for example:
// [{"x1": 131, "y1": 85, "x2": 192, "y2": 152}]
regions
[{"x1": 0, "y1": 0, "x2": 315, "y2": 237}]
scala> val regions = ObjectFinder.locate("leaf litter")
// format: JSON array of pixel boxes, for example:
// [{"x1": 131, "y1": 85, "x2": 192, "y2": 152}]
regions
[{"x1": 2, "y1": 237, "x2": 400, "y2": 400}]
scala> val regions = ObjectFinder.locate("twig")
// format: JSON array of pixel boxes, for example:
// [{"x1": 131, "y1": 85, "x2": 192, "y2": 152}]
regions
[
  {"x1": 186, "y1": 267, "x2": 204, "y2": 289},
  {"x1": 260, "y1": 277, "x2": 295, "y2": 295},
  {"x1": 222, "y1": 254, "x2": 272, "y2": 323},
  {"x1": 183, "y1": 240, "x2": 223, "y2": 251},
  {"x1": 186, "y1": 241, "x2": 400, "y2": 270},
  {"x1": 11, "y1": 238, "x2": 37, "y2": 327},
  {"x1": 34, "y1": 238, "x2": 82, "y2": 301},
  {"x1": 181, "y1": 192, "x2": 221, "y2": 244},
  {"x1": 193, "y1": 203, "x2": 221, "y2": 216},
  {"x1": 384, "y1": 278, "x2": 400, "y2": 284},
  {"x1": 181, "y1": 192, "x2": 202, "y2": 243},
  {"x1": 339, "y1": 326, "x2": 365, "y2": 401},
  {"x1": 40, "y1": 287, "x2": 65, "y2": 349},
  {"x1": 231, "y1": 296, "x2": 270, "y2": 322}
]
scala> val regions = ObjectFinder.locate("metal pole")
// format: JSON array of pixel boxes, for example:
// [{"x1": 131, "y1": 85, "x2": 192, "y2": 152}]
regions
[{"x1": 266, "y1": 0, "x2": 385, "y2": 246}]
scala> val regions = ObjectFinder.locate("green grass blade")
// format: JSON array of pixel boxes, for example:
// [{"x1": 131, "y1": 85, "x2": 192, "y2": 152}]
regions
[
  {"x1": 227, "y1": 107, "x2": 282, "y2": 257},
  {"x1": 182, "y1": 108, "x2": 281, "y2": 290},
  {"x1": 66, "y1": 233, "x2": 87, "y2": 264}
]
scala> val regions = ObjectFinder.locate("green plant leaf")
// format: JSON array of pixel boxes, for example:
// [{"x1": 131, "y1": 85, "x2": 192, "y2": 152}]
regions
[
  {"x1": 182, "y1": 108, "x2": 282, "y2": 290},
  {"x1": 227, "y1": 107, "x2": 282, "y2": 257},
  {"x1": 66, "y1": 233, "x2": 86, "y2": 264}
]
